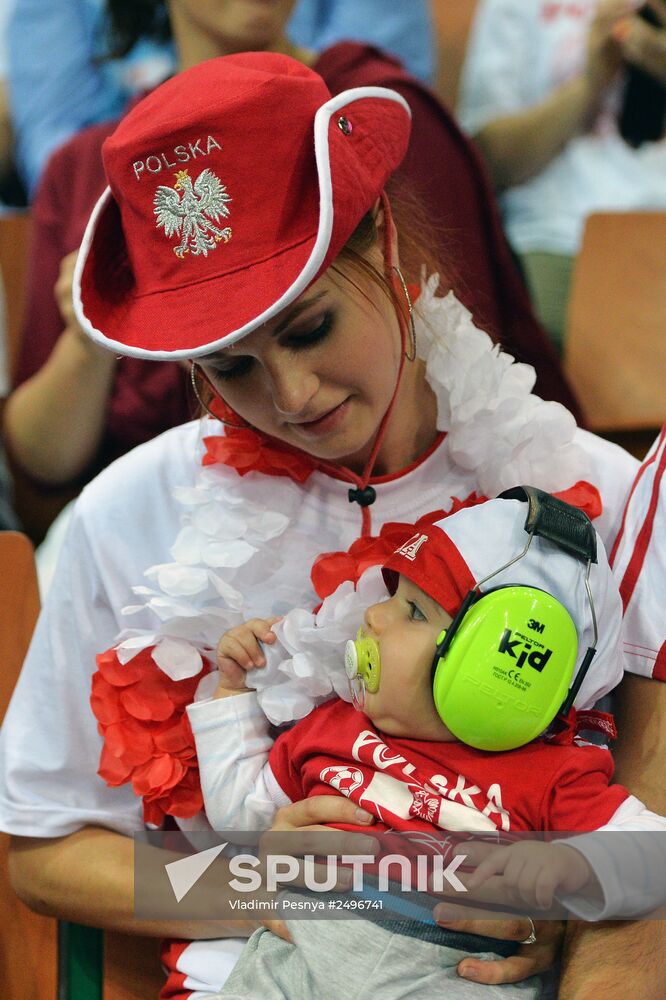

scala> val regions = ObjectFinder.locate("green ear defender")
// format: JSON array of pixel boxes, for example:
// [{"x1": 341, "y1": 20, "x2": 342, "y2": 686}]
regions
[
  {"x1": 430, "y1": 486, "x2": 599, "y2": 752},
  {"x1": 432, "y1": 587, "x2": 579, "y2": 750},
  {"x1": 345, "y1": 630, "x2": 381, "y2": 709}
]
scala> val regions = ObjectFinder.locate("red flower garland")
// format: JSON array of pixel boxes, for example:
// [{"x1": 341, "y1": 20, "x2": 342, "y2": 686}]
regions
[
  {"x1": 92, "y1": 647, "x2": 211, "y2": 825},
  {"x1": 202, "y1": 429, "x2": 315, "y2": 484}
]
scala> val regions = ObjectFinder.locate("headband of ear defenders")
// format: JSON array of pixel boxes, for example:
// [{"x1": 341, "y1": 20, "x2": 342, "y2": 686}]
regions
[{"x1": 431, "y1": 487, "x2": 599, "y2": 752}]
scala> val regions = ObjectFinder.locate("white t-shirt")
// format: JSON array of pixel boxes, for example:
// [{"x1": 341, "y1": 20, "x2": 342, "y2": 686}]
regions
[
  {"x1": 0, "y1": 287, "x2": 642, "y2": 996},
  {"x1": 457, "y1": 0, "x2": 666, "y2": 255}
]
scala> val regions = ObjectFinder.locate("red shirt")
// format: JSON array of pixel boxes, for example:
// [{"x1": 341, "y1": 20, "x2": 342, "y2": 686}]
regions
[{"x1": 270, "y1": 698, "x2": 628, "y2": 834}]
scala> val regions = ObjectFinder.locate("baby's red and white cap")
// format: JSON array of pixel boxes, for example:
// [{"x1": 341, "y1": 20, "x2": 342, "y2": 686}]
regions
[{"x1": 73, "y1": 51, "x2": 411, "y2": 361}]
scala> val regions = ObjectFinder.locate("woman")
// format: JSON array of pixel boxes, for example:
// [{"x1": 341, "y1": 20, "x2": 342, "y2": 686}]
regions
[
  {"x1": 2, "y1": 0, "x2": 577, "y2": 495},
  {"x1": 0, "y1": 54, "x2": 647, "y2": 998}
]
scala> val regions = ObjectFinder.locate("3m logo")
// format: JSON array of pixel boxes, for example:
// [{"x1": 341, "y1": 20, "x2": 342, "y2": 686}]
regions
[
  {"x1": 394, "y1": 533, "x2": 428, "y2": 561},
  {"x1": 528, "y1": 619, "x2": 545, "y2": 633},
  {"x1": 498, "y1": 629, "x2": 552, "y2": 672}
]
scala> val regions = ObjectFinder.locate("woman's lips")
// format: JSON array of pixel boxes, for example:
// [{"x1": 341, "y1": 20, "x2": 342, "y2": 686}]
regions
[{"x1": 289, "y1": 398, "x2": 351, "y2": 437}]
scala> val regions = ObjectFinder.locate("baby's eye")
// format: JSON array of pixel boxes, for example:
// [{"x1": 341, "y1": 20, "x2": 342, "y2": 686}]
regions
[{"x1": 408, "y1": 601, "x2": 427, "y2": 622}]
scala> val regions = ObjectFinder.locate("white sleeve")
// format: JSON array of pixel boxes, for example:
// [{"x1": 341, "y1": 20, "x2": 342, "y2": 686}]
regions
[
  {"x1": 556, "y1": 796, "x2": 666, "y2": 919},
  {"x1": 610, "y1": 426, "x2": 666, "y2": 679},
  {"x1": 0, "y1": 501, "x2": 143, "y2": 837},
  {"x1": 187, "y1": 693, "x2": 290, "y2": 832},
  {"x1": 574, "y1": 428, "x2": 639, "y2": 553},
  {"x1": 457, "y1": 0, "x2": 534, "y2": 134}
]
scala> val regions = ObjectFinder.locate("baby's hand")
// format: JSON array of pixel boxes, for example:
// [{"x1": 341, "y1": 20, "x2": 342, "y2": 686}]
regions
[
  {"x1": 467, "y1": 841, "x2": 593, "y2": 910},
  {"x1": 215, "y1": 617, "x2": 281, "y2": 695}
]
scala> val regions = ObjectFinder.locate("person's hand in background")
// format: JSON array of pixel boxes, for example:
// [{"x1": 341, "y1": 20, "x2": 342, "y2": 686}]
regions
[
  {"x1": 585, "y1": 0, "x2": 635, "y2": 91},
  {"x1": 614, "y1": 1, "x2": 666, "y2": 85}
]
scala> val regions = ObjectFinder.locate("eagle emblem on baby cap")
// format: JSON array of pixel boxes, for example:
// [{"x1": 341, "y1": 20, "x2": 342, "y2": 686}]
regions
[{"x1": 154, "y1": 168, "x2": 232, "y2": 258}]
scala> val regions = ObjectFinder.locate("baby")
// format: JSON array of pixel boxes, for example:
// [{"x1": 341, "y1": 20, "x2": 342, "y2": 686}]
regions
[{"x1": 187, "y1": 492, "x2": 666, "y2": 1000}]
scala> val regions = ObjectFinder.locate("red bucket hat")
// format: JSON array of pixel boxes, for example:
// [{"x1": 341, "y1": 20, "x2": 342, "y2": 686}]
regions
[{"x1": 72, "y1": 52, "x2": 411, "y2": 360}]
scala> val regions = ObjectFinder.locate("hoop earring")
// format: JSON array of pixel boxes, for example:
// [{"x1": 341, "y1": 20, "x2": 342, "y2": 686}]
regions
[
  {"x1": 190, "y1": 362, "x2": 247, "y2": 430},
  {"x1": 392, "y1": 266, "x2": 417, "y2": 362}
]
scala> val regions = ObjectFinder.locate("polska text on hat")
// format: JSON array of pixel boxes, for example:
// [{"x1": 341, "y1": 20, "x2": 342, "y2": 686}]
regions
[{"x1": 133, "y1": 135, "x2": 221, "y2": 181}]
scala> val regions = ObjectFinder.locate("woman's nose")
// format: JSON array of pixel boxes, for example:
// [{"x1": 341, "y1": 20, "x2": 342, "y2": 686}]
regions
[{"x1": 268, "y1": 360, "x2": 319, "y2": 416}]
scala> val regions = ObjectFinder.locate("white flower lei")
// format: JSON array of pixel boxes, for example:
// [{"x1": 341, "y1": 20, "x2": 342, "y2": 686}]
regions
[{"x1": 114, "y1": 281, "x2": 588, "y2": 723}]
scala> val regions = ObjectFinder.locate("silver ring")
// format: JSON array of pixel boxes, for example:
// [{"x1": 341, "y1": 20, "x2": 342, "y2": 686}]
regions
[{"x1": 520, "y1": 916, "x2": 537, "y2": 945}]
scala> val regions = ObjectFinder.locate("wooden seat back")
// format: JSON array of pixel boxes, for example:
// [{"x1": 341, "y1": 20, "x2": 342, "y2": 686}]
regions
[{"x1": 564, "y1": 212, "x2": 666, "y2": 435}]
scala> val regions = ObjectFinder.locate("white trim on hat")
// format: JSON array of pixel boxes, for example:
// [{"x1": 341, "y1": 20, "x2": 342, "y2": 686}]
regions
[{"x1": 72, "y1": 87, "x2": 411, "y2": 361}]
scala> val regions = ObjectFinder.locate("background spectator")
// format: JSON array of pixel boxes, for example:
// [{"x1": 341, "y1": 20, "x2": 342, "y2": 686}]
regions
[
  {"x1": 0, "y1": 0, "x2": 25, "y2": 207},
  {"x1": 7, "y1": 0, "x2": 434, "y2": 197},
  {"x1": 457, "y1": 0, "x2": 666, "y2": 351}
]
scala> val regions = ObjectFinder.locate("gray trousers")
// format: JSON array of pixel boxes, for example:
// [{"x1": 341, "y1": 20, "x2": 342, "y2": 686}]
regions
[{"x1": 217, "y1": 918, "x2": 545, "y2": 1000}]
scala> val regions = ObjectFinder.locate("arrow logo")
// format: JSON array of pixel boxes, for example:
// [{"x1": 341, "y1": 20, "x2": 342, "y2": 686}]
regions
[{"x1": 165, "y1": 842, "x2": 228, "y2": 902}]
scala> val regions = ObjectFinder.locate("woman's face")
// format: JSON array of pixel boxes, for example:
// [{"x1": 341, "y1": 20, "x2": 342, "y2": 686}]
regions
[
  {"x1": 199, "y1": 262, "x2": 405, "y2": 472},
  {"x1": 168, "y1": 0, "x2": 297, "y2": 52},
  {"x1": 360, "y1": 576, "x2": 454, "y2": 740}
]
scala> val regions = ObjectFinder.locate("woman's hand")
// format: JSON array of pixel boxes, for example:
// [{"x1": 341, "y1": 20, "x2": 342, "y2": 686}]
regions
[
  {"x1": 585, "y1": 0, "x2": 633, "y2": 92},
  {"x1": 433, "y1": 907, "x2": 564, "y2": 986},
  {"x1": 432, "y1": 839, "x2": 566, "y2": 985},
  {"x1": 55, "y1": 249, "x2": 80, "y2": 331},
  {"x1": 614, "y1": 0, "x2": 666, "y2": 85},
  {"x1": 215, "y1": 617, "x2": 281, "y2": 693},
  {"x1": 55, "y1": 250, "x2": 110, "y2": 358},
  {"x1": 258, "y1": 795, "x2": 378, "y2": 944}
]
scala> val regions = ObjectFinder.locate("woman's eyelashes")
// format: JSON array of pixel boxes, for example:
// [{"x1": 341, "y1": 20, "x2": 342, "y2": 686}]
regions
[
  {"x1": 212, "y1": 356, "x2": 254, "y2": 381},
  {"x1": 211, "y1": 312, "x2": 334, "y2": 381}
]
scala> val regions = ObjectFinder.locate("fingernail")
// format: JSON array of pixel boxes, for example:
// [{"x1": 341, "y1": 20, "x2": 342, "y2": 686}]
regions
[
  {"x1": 355, "y1": 808, "x2": 374, "y2": 823},
  {"x1": 613, "y1": 19, "x2": 631, "y2": 41},
  {"x1": 460, "y1": 965, "x2": 480, "y2": 981}
]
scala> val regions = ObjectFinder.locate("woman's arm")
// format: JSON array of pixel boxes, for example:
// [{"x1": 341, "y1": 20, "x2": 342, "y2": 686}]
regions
[
  {"x1": 558, "y1": 675, "x2": 666, "y2": 998},
  {"x1": 8, "y1": 826, "x2": 256, "y2": 939},
  {"x1": 474, "y1": 74, "x2": 607, "y2": 192},
  {"x1": 9, "y1": 791, "x2": 381, "y2": 937},
  {"x1": 474, "y1": 0, "x2": 626, "y2": 191},
  {"x1": 3, "y1": 250, "x2": 118, "y2": 484}
]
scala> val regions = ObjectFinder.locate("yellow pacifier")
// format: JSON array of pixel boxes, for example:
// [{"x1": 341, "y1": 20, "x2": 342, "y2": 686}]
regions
[{"x1": 344, "y1": 630, "x2": 381, "y2": 709}]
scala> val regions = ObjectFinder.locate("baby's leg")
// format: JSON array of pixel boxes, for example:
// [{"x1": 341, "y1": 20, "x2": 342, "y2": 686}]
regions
[{"x1": 216, "y1": 913, "x2": 545, "y2": 999}]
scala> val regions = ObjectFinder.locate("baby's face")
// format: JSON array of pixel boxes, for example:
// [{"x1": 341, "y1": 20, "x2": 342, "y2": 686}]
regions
[{"x1": 360, "y1": 576, "x2": 456, "y2": 740}]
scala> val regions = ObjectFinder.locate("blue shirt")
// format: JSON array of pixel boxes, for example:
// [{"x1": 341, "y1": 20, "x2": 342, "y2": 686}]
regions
[{"x1": 7, "y1": 0, "x2": 433, "y2": 196}]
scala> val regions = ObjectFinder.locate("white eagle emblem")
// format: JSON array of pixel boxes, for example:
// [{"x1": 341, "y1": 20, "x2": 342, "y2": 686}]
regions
[{"x1": 153, "y1": 168, "x2": 232, "y2": 259}]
